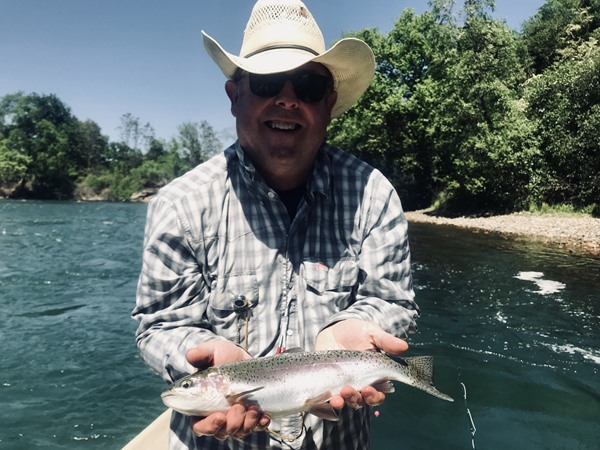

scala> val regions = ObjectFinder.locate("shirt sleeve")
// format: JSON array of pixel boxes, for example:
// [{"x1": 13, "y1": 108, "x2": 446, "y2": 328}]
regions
[
  {"x1": 132, "y1": 195, "x2": 220, "y2": 382},
  {"x1": 323, "y1": 172, "x2": 419, "y2": 338}
]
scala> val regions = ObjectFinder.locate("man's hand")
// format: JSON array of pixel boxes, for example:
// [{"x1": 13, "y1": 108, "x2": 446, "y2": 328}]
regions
[
  {"x1": 315, "y1": 319, "x2": 408, "y2": 410},
  {"x1": 186, "y1": 340, "x2": 271, "y2": 440}
]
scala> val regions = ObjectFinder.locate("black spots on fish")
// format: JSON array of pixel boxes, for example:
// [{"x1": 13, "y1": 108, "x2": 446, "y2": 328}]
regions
[
  {"x1": 388, "y1": 354, "x2": 409, "y2": 367},
  {"x1": 404, "y1": 356, "x2": 435, "y2": 385}
]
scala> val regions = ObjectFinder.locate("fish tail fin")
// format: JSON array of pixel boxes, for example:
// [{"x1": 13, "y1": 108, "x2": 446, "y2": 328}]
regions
[
  {"x1": 403, "y1": 356, "x2": 454, "y2": 402},
  {"x1": 404, "y1": 356, "x2": 435, "y2": 383}
]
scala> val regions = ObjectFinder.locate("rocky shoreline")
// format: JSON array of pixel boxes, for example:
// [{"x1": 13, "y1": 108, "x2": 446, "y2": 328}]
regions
[{"x1": 404, "y1": 210, "x2": 600, "y2": 256}]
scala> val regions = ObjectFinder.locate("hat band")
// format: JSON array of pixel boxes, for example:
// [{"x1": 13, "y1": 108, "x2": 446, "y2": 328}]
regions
[{"x1": 243, "y1": 44, "x2": 320, "y2": 59}]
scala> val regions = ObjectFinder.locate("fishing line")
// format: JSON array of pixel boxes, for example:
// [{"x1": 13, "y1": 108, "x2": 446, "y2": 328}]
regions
[
  {"x1": 458, "y1": 371, "x2": 477, "y2": 449},
  {"x1": 267, "y1": 414, "x2": 307, "y2": 447}
]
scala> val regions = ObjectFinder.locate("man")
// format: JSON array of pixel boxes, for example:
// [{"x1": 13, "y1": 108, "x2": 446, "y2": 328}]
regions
[{"x1": 133, "y1": 0, "x2": 419, "y2": 448}]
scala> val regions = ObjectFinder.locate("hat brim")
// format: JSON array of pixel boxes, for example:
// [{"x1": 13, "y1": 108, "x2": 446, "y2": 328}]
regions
[{"x1": 202, "y1": 31, "x2": 374, "y2": 118}]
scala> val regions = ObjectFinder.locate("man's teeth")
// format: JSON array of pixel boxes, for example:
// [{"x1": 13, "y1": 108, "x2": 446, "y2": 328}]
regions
[{"x1": 269, "y1": 122, "x2": 297, "y2": 130}]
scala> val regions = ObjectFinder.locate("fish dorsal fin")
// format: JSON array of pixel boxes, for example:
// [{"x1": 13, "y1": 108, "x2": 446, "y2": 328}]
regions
[
  {"x1": 305, "y1": 391, "x2": 339, "y2": 421},
  {"x1": 226, "y1": 386, "x2": 264, "y2": 405},
  {"x1": 370, "y1": 379, "x2": 395, "y2": 394}
]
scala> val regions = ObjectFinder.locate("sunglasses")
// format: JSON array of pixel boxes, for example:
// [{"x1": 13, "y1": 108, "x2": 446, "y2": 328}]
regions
[{"x1": 246, "y1": 71, "x2": 332, "y2": 103}]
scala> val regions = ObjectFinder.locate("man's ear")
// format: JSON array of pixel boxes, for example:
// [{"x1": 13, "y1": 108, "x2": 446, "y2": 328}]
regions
[
  {"x1": 225, "y1": 80, "x2": 239, "y2": 117},
  {"x1": 326, "y1": 90, "x2": 338, "y2": 119}
]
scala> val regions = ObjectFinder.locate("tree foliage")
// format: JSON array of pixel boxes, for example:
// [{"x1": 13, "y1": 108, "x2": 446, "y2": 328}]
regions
[
  {"x1": 0, "y1": 93, "x2": 222, "y2": 200},
  {"x1": 0, "y1": 92, "x2": 81, "y2": 198},
  {"x1": 176, "y1": 121, "x2": 221, "y2": 167},
  {"x1": 331, "y1": 0, "x2": 599, "y2": 214},
  {"x1": 522, "y1": 0, "x2": 600, "y2": 73},
  {"x1": 525, "y1": 28, "x2": 600, "y2": 207},
  {"x1": 1, "y1": 0, "x2": 598, "y2": 213}
]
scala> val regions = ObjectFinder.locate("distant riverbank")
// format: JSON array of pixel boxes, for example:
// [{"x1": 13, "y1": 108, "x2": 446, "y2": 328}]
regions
[{"x1": 405, "y1": 210, "x2": 600, "y2": 256}]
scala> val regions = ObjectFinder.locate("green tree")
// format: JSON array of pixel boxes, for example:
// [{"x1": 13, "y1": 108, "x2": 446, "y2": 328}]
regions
[
  {"x1": 331, "y1": 1, "x2": 539, "y2": 212},
  {"x1": 0, "y1": 92, "x2": 81, "y2": 198},
  {"x1": 428, "y1": 6, "x2": 540, "y2": 212},
  {"x1": 522, "y1": 0, "x2": 600, "y2": 73},
  {"x1": 0, "y1": 139, "x2": 31, "y2": 188},
  {"x1": 176, "y1": 121, "x2": 221, "y2": 167},
  {"x1": 73, "y1": 119, "x2": 109, "y2": 170},
  {"x1": 525, "y1": 30, "x2": 600, "y2": 207},
  {"x1": 118, "y1": 113, "x2": 155, "y2": 153},
  {"x1": 329, "y1": 6, "x2": 458, "y2": 210}
]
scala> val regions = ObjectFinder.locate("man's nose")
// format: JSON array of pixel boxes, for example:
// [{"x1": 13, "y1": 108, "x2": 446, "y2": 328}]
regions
[{"x1": 274, "y1": 80, "x2": 299, "y2": 109}]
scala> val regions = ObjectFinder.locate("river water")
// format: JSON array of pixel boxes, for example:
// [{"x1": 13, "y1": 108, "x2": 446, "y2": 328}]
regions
[{"x1": 1, "y1": 201, "x2": 598, "y2": 449}]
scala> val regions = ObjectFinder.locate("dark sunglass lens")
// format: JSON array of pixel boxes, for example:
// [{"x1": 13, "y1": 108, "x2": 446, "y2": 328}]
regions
[
  {"x1": 293, "y1": 73, "x2": 329, "y2": 102},
  {"x1": 248, "y1": 73, "x2": 285, "y2": 98},
  {"x1": 247, "y1": 72, "x2": 330, "y2": 102}
]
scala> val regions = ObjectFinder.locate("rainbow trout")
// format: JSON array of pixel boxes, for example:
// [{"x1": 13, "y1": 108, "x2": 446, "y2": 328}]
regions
[{"x1": 161, "y1": 349, "x2": 453, "y2": 420}]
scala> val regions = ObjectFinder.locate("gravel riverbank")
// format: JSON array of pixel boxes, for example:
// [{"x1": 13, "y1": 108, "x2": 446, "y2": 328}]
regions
[{"x1": 404, "y1": 210, "x2": 600, "y2": 256}]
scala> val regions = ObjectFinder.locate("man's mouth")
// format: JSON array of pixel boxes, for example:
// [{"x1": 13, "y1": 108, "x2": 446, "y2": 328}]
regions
[{"x1": 267, "y1": 121, "x2": 299, "y2": 131}]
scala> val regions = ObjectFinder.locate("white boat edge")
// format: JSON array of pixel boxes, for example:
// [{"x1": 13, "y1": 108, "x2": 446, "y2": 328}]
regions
[{"x1": 122, "y1": 408, "x2": 171, "y2": 450}]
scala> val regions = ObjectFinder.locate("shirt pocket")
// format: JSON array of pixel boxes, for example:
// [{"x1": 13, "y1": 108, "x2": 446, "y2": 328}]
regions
[
  {"x1": 302, "y1": 257, "x2": 359, "y2": 311},
  {"x1": 207, "y1": 273, "x2": 258, "y2": 346}
]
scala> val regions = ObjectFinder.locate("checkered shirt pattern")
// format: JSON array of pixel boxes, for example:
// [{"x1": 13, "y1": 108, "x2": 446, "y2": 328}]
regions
[{"x1": 133, "y1": 141, "x2": 419, "y2": 449}]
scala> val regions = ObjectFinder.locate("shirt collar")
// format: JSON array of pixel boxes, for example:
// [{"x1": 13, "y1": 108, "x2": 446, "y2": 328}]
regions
[
  {"x1": 307, "y1": 145, "x2": 331, "y2": 199},
  {"x1": 234, "y1": 140, "x2": 331, "y2": 199}
]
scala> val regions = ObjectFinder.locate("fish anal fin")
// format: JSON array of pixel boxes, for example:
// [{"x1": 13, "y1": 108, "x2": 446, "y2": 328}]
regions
[
  {"x1": 226, "y1": 386, "x2": 264, "y2": 405},
  {"x1": 305, "y1": 391, "x2": 339, "y2": 421},
  {"x1": 371, "y1": 379, "x2": 395, "y2": 394}
]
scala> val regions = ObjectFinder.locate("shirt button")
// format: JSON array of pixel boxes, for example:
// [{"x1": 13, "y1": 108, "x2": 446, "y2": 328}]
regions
[
  {"x1": 267, "y1": 191, "x2": 276, "y2": 199},
  {"x1": 286, "y1": 330, "x2": 294, "y2": 336}
]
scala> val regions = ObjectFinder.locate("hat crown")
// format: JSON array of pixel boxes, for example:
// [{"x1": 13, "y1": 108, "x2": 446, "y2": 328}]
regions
[{"x1": 241, "y1": 0, "x2": 326, "y2": 58}]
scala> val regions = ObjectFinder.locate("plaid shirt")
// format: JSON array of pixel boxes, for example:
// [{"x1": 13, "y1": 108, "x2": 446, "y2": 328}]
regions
[{"x1": 133, "y1": 142, "x2": 419, "y2": 450}]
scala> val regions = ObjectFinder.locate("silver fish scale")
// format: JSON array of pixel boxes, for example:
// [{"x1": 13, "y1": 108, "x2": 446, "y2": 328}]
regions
[
  {"x1": 161, "y1": 349, "x2": 453, "y2": 418},
  {"x1": 216, "y1": 350, "x2": 392, "y2": 383}
]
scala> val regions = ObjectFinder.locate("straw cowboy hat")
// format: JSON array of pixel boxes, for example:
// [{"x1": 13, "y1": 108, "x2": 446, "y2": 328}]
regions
[{"x1": 202, "y1": 0, "x2": 375, "y2": 118}]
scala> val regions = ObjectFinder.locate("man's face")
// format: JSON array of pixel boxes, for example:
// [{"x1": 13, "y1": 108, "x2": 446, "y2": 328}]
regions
[{"x1": 225, "y1": 62, "x2": 337, "y2": 189}]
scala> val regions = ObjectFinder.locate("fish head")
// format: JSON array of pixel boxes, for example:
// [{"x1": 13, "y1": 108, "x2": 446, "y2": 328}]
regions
[{"x1": 161, "y1": 370, "x2": 230, "y2": 416}]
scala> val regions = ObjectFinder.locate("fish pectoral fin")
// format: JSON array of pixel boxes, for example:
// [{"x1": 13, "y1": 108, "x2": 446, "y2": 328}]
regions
[
  {"x1": 305, "y1": 391, "x2": 339, "y2": 422},
  {"x1": 226, "y1": 386, "x2": 264, "y2": 405},
  {"x1": 370, "y1": 379, "x2": 395, "y2": 394}
]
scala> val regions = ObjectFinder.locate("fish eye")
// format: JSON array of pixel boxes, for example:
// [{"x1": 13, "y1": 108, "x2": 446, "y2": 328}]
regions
[{"x1": 180, "y1": 379, "x2": 193, "y2": 389}]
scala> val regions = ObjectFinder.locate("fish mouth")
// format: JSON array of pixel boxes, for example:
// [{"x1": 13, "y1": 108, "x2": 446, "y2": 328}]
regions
[{"x1": 160, "y1": 391, "x2": 174, "y2": 401}]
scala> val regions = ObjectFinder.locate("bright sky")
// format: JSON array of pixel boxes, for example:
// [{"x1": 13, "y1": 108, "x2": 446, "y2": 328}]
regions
[{"x1": 1, "y1": 0, "x2": 546, "y2": 144}]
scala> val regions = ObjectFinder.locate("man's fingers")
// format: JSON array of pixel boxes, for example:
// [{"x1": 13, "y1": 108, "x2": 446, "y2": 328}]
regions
[
  {"x1": 186, "y1": 340, "x2": 252, "y2": 370},
  {"x1": 340, "y1": 385, "x2": 364, "y2": 409},
  {"x1": 186, "y1": 346, "x2": 215, "y2": 369},
  {"x1": 360, "y1": 385, "x2": 386, "y2": 406},
  {"x1": 191, "y1": 405, "x2": 268, "y2": 441},
  {"x1": 331, "y1": 385, "x2": 386, "y2": 411},
  {"x1": 232, "y1": 406, "x2": 266, "y2": 439},
  {"x1": 255, "y1": 414, "x2": 271, "y2": 432},
  {"x1": 191, "y1": 413, "x2": 226, "y2": 437},
  {"x1": 241, "y1": 407, "x2": 260, "y2": 434},
  {"x1": 370, "y1": 328, "x2": 408, "y2": 355},
  {"x1": 329, "y1": 394, "x2": 345, "y2": 410},
  {"x1": 224, "y1": 404, "x2": 247, "y2": 437}
]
